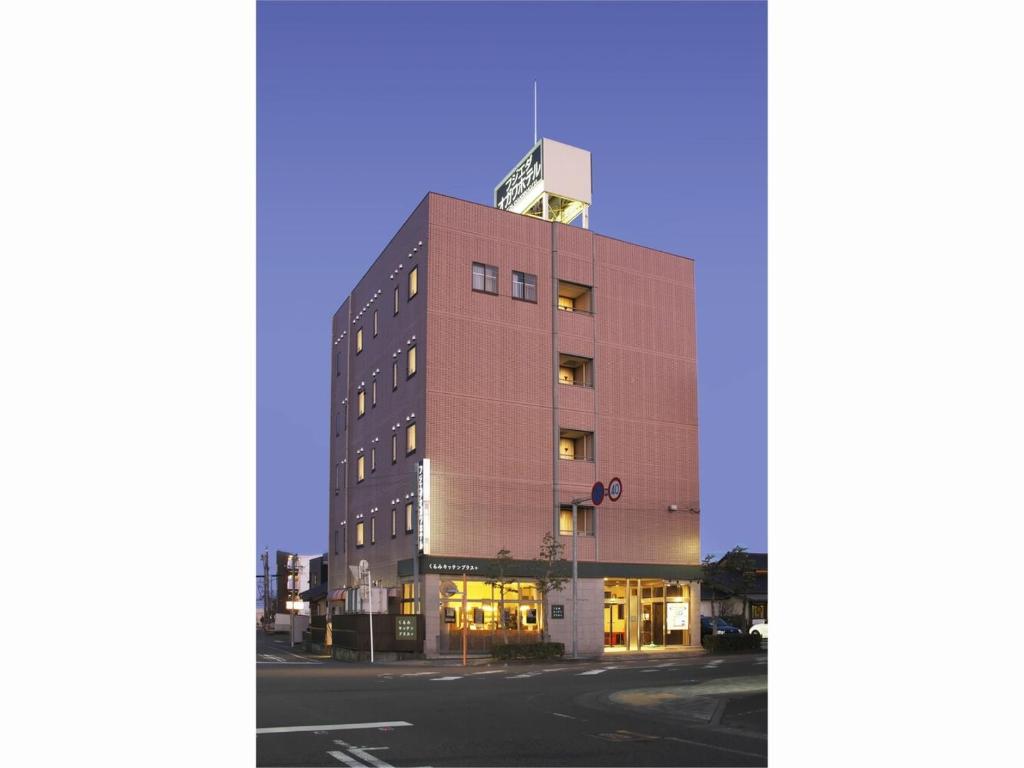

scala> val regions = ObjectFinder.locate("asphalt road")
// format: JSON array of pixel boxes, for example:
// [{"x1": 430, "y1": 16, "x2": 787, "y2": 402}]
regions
[{"x1": 257, "y1": 632, "x2": 767, "y2": 767}]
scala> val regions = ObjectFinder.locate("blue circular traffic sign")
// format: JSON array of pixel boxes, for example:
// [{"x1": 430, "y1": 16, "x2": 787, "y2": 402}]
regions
[{"x1": 591, "y1": 481, "x2": 605, "y2": 506}]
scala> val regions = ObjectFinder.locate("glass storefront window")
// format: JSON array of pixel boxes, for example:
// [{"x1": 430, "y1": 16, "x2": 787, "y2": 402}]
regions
[
  {"x1": 437, "y1": 578, "x2": 543, "y2": 654},
  {"x1": 604, "y1": 578, "x2": 692, "y2": 650}
]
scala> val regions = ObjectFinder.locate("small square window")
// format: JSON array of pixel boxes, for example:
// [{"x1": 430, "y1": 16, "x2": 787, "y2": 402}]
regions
[
  {"x1": 512, "y1": 271, "x2": 538, "y2": 303},
  {"x1": 472, "y1": 262, "x2": 498, "y2": 295},
  {"x1": 560, "y1": 505, "x2": 595, "y2": 536},
  {"x1": 408, "y1": 265, "x2": 418, "y2": 299}
]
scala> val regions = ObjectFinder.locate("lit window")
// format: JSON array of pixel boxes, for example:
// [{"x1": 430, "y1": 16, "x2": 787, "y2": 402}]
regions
[
  {"x1": 371, "y1": 447, "x2": 376, "y2": 472},
  {"x1": 408, "y1": 266, "x2": 418, "y2": 299},
  {"x1": 406, "y1": 423, "x2": 417, "y2": 455},
  {"x1": 356, "y1": 327, "x2": 363, "y2": 353},
  {"x1": 512, "y1": 271, "x2": 538, "y2": 302},
  {"x1": 472, "y1": 262, "x2": 498, "y2": 294},
  {"x1": 560, "y1": 505, "x2": 595, "y2": 536},
  {"x1": 357, "y1": 455, "x2": 365, "y2": 482},
  {"x1": 558, "y1": 353, "x2": 592, "y2": 386},
  {"x1": 372, "y1": 380, "x2": 377, "y2": 408},
  {"x1": 358, "y1": 390, "x2": 366, "y2": 417},
  {"x1": 355, "y1": 521, "x2": 365, "y2": 547},
  {"x1": 392, "y1": 360, "x2": 398, "y2": 391},
  {"x1": 391, "y1": 433, "x2": 397, "y2": 464},
  {"x1": 557, "y1": 281, "x2": 592, "y2": 313},
  {"x1": 391, "y1": 508, "x2": 397, "y2": 538},
  {"x1": 558, "y1": 429, "x2": 593, "y2": 461},
  {"x1": 373, "y1": 309, "x2": 379, "y2": 337},
  {"x1": 407, "y1": 345, "x2": 417, "y2": 378},
  {"x1": 405, "y1": 502, "x2": 414, "y2": 533},
  {"x1": 371, "y1": 516, "x2": 376, "y2": 545},
  {"x1": 394, "y1": 286, "x2": 400, "y2": 315}
]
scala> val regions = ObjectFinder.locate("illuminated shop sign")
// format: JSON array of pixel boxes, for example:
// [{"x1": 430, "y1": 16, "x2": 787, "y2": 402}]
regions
[
  {"x1": 666, "y1": 601, "x2": 689, "y2": 631},
  {"x1": 494, "y1": 141, "x2": 543, "y2": 212},
  {"x1": 427, "y1": 562, "x2": 480, "y2": 573},
  {"x1": 417, "y1": 458, "x2": 430, "y2": 554}
]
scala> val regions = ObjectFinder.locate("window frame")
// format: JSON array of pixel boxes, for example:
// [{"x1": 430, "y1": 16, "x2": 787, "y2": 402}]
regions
[
  {"x1": 371, "y1": 379, "x2": 377, "y2": 408},
  {"x1": 356, "y1": 454, "x2": 365, "y2": 482},
  {"x1": 356, "y1": 327, "x2": 363, "y2": 354},
  {"x1": 408, "y1": 265, "x2": 419, "y2": 299},
  {"x1": 405, "y1": 502, "x2": 414, "y2": 533},
  {"x1": 370, "y1": 446, "x2": 376, "y2": 473},
  {"x1": 391, "y1": 507, "x2": 397, "y2": 538},
  {"x1": 357, "y1": 389, "x2": 366, "y2": 417},
  {"x1": 392, "y1": 360, "x2": 398, "y2": 391},
  {"x1": 391, "y1": 433, "x2": 397, "y2": 464},
  {"x1": 355, "y1": 521, "x2": 365, "y2": 548},
  {"x1": 559, "y1": 505, "x2": 596, "y2": 536},
  {"x1": 512, "y1": 271, "x2": 538, "y2": 303},
  {"x1": 394, "y1": 285, "x2": 400, "y2": 315},
  {"x1": 472, "y1": 262, "x2": 499, "y2": 295},
  {"x1": 370, "y1": 516, "x2": 376, "y2": 545},
  {"x1": 406, "y1": 422, "x2": 417, "y2": 455},
  {"x1": 407, "y1": 344, "x2": 417, "y2": 379},
  {"x1": 373, "y1": 309, "x2": 379, "y2": 337}
]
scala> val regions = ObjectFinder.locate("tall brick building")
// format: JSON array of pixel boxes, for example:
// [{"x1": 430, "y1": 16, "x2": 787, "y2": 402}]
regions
[{"x1": 328, "y1": 170, "x2": 701, "y2": 657}]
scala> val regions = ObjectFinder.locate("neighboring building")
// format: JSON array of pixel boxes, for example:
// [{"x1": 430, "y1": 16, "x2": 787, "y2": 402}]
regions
[
  {"x1": 274, "y1": 551, "x2": 319, "y2": 616},
  {"x1": 328, "y1": 139, "x2": 701, "y2": 657},
  {"x1": 299, "y1": 553, "x2": 329, "y2": 616},
  {"x1": 700, "y1": 551, "x2": 768, "y2": 629}
]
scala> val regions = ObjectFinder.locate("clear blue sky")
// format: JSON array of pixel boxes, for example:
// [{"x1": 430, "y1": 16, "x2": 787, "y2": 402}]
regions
[{"x1": 257, "y1": 1, "x2": 766, "y2": 568}]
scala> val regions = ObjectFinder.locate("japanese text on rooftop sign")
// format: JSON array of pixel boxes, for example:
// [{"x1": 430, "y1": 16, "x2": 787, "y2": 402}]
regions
[{"x1": 495, "y1": 143, "x2": 543, "y2": 211}]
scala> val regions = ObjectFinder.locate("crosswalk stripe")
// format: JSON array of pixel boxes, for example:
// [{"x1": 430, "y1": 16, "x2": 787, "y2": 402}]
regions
[
  {"x1": 577, "y1": 669, "x2": 609, "y2": 675},
  {"x1": 258, "y1": 721, "x2": 412, "y2": 735},
  {"x1": 328, "y1": 751, "x2": 365, "y2": 768},
  {"x1": 429, "y1": 676, "x2": 462, "y2": 681}
]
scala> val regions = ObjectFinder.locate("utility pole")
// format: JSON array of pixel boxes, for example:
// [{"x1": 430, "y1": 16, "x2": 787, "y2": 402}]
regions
[{"x1": 261, "y1": 549, "x2": 272, "y2": 632}]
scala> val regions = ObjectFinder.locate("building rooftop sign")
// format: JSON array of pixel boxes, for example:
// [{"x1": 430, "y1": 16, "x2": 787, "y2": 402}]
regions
[{"x1": 493, "y1": 138, "x2": 592, "y2": 228}]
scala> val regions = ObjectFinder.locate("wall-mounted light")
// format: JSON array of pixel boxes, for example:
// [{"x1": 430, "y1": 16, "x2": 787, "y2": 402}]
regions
[{"x1": 668, "y1": 504, "x2": 678, "y2": 512}]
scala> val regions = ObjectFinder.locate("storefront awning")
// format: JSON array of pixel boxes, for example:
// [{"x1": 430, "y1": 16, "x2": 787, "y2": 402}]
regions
[
  {"x1": 299, "y1": 583, "x2": 328, "y2": 603},
  {"x1": 328, "y1": 588, "x2": 347, "y2": 603}
]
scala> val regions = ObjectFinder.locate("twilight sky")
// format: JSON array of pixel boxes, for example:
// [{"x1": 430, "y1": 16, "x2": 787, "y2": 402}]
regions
[{"x1": 257, "y1": 1, "x2": 766, "y2": 567}]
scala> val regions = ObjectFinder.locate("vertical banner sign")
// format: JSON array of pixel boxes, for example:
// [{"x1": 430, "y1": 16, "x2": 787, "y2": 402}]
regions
[
  {"x1": 494, "y1": 142, "x2": 543, "y2": 212},
  {"x1": 417, "y1": 458, "x2": 430, "y2": 554}
]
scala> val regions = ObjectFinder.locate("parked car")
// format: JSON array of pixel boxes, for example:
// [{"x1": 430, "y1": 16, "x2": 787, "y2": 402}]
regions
[
  {"x1": 700, "y1": 616, "x2": 741, "y2": 637},
  {"x1": 749, "y1": 622, "x2": 768, "y2": 638}
]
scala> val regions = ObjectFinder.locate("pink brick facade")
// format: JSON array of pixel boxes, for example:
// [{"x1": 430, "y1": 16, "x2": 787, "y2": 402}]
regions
[{"x1": 328, "y1": 192, "x2": 700, "y2": 655}]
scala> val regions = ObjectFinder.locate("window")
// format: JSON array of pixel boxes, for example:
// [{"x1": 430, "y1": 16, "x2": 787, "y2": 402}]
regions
[
  {"x1": 394, "y1": 285, "x2": 400, "y2": 315},
  {"x1": 558, "y1": 353, "x2": 593, "y2": 387},
  {"x1": 371, "y1": 447, "x2": 376, "y2": 472},
  {"x1": 391, "y1": 507, "x2": 397, "y2": 538},
  {"x1": 372, "y1": 380, "x2": 377, "y2": 408},
  {"x1": 355, "y1": 521, "x2": 365, "y2": 547},
  {"x1": 391, "y1": 433, "x2": 397, "y2": 464},
  {"x1": 558, "y1": 429, "x2": 594, "y2": 461},
  {"x1": 392, "y1": 360, "x2": 398, "y2": 391},
  {"x1": 406, "y1": 422, "x2": 417, "y2": 455},
  {"x1": 472, "y1": 262, "x2": 498, "y2": 294},
  {"x1": 335, "y1": 411, "x2": 342, "y2": 437},
  {"x1": 370, "y1": 516, "x2": 376, "y2": 545},
  {"x1": 336, "y1": 352, "x2": 343, "y2": 377},
  {"x1": 408, "y1": 265, "x2": 418, "y2": 299},
  {"x1": 358, "y1": 389, "x2": 366, "y2": 417},
  {"x1": 333, "y1": 529, "x2": 339, "y2": 555},
  {"x1": 407, "y1": 345, "x2": 417, "y2": 378},
  {"x1": 373, "y1": 309, "x2": 379, "y2": 337},
  {"x1": 357, "y1": 455, "x2": 366, "y2": 482},
  {"x1": 356, "y1": 327, "x2": 363, "y2": 353},
  {"x1": 512, "y1": 271, "x2": 538, "y2": 303},
  {"x1": 559, "y1": 505, "x2": 595, "y2": 536},
  {"x1": 556, "y1": 281, "x2": 592, "y2": 313},
  {"x1": 334, "y1": 461, "x2": 342, "y2": 495},
  {"x1": 405, "y1": 502, "x2": 414, "y2": 533}
]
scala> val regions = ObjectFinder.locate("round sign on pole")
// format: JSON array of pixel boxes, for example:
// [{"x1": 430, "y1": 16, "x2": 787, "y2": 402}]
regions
[
  {"x1": 608, "y1": 477, "x2": 623, "y2": 502},
  {"x1": 591, "y1": 481, "x2": 605, "y2": 506}
]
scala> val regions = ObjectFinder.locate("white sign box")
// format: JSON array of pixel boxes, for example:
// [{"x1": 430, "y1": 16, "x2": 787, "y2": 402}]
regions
[{"x1": 666, "y1": 601, "x2": 689, "y2": 631}]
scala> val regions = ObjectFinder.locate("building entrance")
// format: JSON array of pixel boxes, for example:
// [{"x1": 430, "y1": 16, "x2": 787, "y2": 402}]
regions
[{"x1": 603, "y1": 578, "x2": 691, "y2": 650}]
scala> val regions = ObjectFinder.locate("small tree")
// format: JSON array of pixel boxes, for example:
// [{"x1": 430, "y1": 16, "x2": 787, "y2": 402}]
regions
[
  {"x1": 702, "y1": 546, "x2": 756, "y2": 632},
  {"x1": 534, "y1": 532, "x2": 569, "y2": 643},
  {"x1": 484, "y1": 548, "x2": 518, "y2": 644}
]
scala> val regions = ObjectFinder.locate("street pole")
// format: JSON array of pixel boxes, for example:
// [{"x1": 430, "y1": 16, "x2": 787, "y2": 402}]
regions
[
  {"x1": 572, "y1": 501, "x2": 578, "y2": 660},
  {"x1": 462, "y1": 572, "x2": 468, "y2": 667},
  {"x1": 367, "y1": 568, "x2": 375, "y2": 664}
]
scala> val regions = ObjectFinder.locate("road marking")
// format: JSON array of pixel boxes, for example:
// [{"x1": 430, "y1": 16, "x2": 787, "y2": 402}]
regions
[
  {"x1": 327, "y1": 751, "x2": 366, "y2": 768},
  {"x1": 400, "y1": 671, "x2": 435, "y2": 676},
  {"x1": 664, "y1": 735, "x2": 767, "y2": 760},
  {"x1": 655, "y1": 662, "x2": 676, "y2": 667},
  {"x1": 429, "y1": 676, "x2": 462, "y2": 681},
  {"x1": 577, "y1": 668, "x2": 610, "y2": 675},
  {"x1": 703, "y1": 659, "x2": 724, "y2": 669},
  {"x1": 640, "y1": 668, "x2": 661, "y2": 673},
  {"x1": 470, "y1": 670, "x2": 505, "y2": 675},
  {"x1": 257, "y1": 721, "x2": 412, "y2": 735},
  {"x1": 507, "y1": 673, "x2": 540, "y2": 679},
  {"x1": 259, "y1": 654, "x2": 287, "y2": 662},
  {"x1": 551, "y1": 712, "x2": 577, "y2": 720},
  {"x1": 543, "y1": 668, "x2": 570, "y2": 672},
  {"x1": 349, "y1": 746, "x2": 396, "y2": 768}
]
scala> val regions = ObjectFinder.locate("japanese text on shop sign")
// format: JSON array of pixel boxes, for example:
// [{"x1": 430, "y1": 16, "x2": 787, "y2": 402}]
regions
[{"x1": 495, "y1": 143, "x2": 542, "y2": 211}]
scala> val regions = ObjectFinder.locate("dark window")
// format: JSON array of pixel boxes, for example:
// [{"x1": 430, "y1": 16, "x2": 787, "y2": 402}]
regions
[
  {"x1": 512, "y1": 271, "x2": 538, "y2": 303},
  {"x1": 391, "y1": 508, "x2": 397, "y2": 538},
  {"x1": 392, "y1": 361, "x2": 398, "y2": 391},
  {"x1": 391, "y1": 433, "x2": 397, "y2": 464},
  {"x1": 373, "y1": 309, "x2": 379, "y2": 337},
  {"x1": 372, "y1": 380, "x2": 377, "y2": 408},
  {"x1": 370, "y1": 516, "x2": 376, "y2": 545},
  {"x1": 336, "y1": 351, "x2": 343, "y2": 376},
  {"x1": 371, "y1": 447, "x2": 376, "y2": 473},
  {"x1": 394, "y1": 286, "x2": 400, "y2": 315},
  {"x1": 472, "y1": 262, "x2": 498, "y2": 294}
]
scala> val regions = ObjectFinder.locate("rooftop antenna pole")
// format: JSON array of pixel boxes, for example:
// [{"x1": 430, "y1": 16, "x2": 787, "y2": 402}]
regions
[{"x1": 533, "y1": 80, "x2": 537, "y2": 144}]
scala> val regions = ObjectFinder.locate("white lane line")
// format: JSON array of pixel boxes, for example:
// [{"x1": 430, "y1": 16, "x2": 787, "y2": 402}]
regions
[
  {"x1": 470, "y1": 670, "x2": 505, "y2": 675},
  {"x1": 257, "y1": 721, "x2": 412, "y2": 735},
  {"x1": 507, "y1": 673, "x2": 540, "y2": 679},
  {"x1": 640, "y1": 669, "x2": 660, "y2": 673},
  {"x1": 577, "y1": 668, "x2": 610, "y2": 675},
  {"x1": 655, "y1": 662, "x2": 676, "y2": 667},
  {"x1": 429, "y1": 676, "x2": 462, "y2": 681},
  {"x1": 543, "y1": 668, "x2": 570, "y2": 672},
  {"x1": 551, "y1": 712, "x2": 577, "y2": 720},
  {"x1": 703, "y1": 659, "x2": 724, "y2": 669},
  {"x1": 401, "y1": 672, "x2": 435, "y2": 677},
  {"x1": 349, "y1": 746, "x2": 396, "y2": 768},
  {"x1": 327, "y1": 751, "x2": 366, "y2": 768},
  {"x1": 664, "y1": 735, "x2": 767, "y2": 759},
  {"x1": 259, "y1": 654, "x2": 287, "y2": 662}
]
